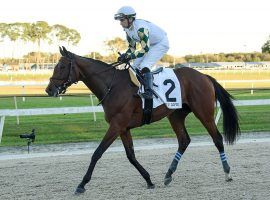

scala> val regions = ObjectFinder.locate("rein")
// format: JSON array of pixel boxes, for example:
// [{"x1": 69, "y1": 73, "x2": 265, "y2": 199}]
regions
[
  {"x1": 97, "y1": 68, "x2": 116, "y2": 105},
  {"x1": 96, "y1": 61, "x2": 125, "y2": 105},
  {"x1": 94, "y1": 61, "x2": 122, "y2": 74},
  {"x1": 51, "y1": 56, "x2": 127, "y2": 104}
]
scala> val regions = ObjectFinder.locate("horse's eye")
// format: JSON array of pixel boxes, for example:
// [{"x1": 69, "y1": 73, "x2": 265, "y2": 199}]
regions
[{"x1": 60, "y1": 64, "x2": 65, "y2": 69}]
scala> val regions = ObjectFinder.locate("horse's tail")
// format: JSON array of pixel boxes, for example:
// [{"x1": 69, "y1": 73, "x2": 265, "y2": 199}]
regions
[{"x1": 207, "y1": 75, "x2": 241, "y2": 144}]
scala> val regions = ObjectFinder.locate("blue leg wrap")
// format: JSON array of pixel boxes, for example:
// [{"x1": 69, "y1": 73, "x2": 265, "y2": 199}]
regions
[
  {"x1": 220, "y1": 152, "x2": 230, "y2": 173},
  {"x1": 169, "y1": 151, "x2": 182, "y2": 173},
  {"x1": 220, "y1": 152, "x2": 227, "y2": 162}
]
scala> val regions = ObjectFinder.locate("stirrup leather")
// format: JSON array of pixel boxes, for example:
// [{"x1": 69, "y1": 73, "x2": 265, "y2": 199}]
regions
[{"x1": 140, "y1": 71, "x2": 153, "y2": 99}]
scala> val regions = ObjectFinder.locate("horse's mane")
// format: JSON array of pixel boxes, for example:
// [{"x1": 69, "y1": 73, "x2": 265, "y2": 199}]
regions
[
  {"x1": 77, "y1": 55, "x2": 111, "y2": 67},
  {"x1": 60, "y1": 47, "x2": 111, "y2": 67}
]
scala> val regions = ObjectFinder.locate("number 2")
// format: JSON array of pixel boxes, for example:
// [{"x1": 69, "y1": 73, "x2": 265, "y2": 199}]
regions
[{"x1": 163, "y1": 79, "x2": 176, "y2": 102}]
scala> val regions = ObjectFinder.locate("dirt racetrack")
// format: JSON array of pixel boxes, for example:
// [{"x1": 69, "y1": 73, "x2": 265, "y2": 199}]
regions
[{"x1": 1, "y1": 140, "x2": 270, "y2": 200}]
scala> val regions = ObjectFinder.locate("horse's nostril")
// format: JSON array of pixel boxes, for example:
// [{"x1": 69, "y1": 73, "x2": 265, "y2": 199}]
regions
[{"x1": 45, "y1": 87, "x2": 52, "y2": 96}]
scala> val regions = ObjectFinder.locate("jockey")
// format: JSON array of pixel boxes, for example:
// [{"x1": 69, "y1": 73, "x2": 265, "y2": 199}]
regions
[{"x1": 114, "y1": 6, "x2": 169, "y2": 99}]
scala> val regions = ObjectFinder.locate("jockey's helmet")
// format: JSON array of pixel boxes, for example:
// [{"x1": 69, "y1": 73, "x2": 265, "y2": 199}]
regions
[{"x1": 114, "y1": 6, "x2": 136, "y2": 20}]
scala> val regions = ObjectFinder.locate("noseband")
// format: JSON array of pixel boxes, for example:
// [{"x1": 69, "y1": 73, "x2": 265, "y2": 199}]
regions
[{"x1": 50, "y1": 57, "x2": 78, "y2": 95}]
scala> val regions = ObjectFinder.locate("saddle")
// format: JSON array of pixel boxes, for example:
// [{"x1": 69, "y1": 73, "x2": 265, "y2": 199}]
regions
[
  {"x1": 128, "y1": 67, "x2": 163, "y2": 125},
  {"x1": 128, "y1": 67, "x2": 163, "y2": 86}
]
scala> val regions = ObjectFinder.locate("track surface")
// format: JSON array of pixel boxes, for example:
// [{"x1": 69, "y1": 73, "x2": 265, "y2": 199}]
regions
[{"x1": 1, "y1": 137, "x2": 269, "y2": 200}]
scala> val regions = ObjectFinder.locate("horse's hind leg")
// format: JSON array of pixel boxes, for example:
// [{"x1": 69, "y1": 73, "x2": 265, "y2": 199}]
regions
[
  {"x1": 202, "y1": 120, "x2": 233, "y2": 181},
  {"x1": 164, "y1": 109, "x2": 190, "y2": 186},
  {"x1": 120, "y1": 130, "x2": 155, "y2": 189},
  {"x1": 188, "y1": 86, "x2": 233, "y2": 182},
  {"x1": 193, "y1": 101, "x2": 233, "y2": 181}
]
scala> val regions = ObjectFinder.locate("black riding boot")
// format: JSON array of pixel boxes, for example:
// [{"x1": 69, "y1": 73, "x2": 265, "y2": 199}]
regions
[{"x1": 140, "y1": 71, "x2": 153, "y2": 99}]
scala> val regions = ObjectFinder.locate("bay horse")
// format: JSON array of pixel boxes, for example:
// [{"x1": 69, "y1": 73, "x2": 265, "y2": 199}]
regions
[{"x1": 46, "y1": 47, "x2": 240, "y2": 194}]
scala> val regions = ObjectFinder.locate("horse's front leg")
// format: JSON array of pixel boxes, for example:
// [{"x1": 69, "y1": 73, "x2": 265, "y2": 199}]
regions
[
  {"x1": 120, "y1": 130, "x2": 155, "y2": 189},
  {"x1": 75, "y1": 120, "x2": 124, "y2": 194}
]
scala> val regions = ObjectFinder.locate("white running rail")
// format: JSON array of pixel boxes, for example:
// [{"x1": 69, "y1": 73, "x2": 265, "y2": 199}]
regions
[
  {"x1": 0, "y1": 106, "x2": 103, "y2": 143},
  {"x1": 1, "y1": 99, "x2": 270, "y2": 143}
]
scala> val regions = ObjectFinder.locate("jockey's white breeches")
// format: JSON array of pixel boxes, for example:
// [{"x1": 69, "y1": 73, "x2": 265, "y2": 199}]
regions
[{"x1": 132, "y1": 36, "x2": 169, "y2": 71}]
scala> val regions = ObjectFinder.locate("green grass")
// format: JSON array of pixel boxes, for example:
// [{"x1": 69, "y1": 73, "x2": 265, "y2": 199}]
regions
[
  {"x1": 1, "y1": 69, "x2": 270, "y2": 82},
  {"x1": 0, "y1": 95, "x2": 98, "y2": 109},
  {"x1": 1, "y1": 90, "x2": 270, "y2": 147},
  {"x1": 201, "y1": 69, "x2": 270, "y2": 80}
]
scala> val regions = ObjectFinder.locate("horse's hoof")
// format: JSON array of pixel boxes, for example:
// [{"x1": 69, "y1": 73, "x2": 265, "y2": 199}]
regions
[
  {"x1": 225, "y1": 173, "x2": 233, "y2": 182},
  {"x1": 164, "y1": 176, "x2": 172, "y2": 186},
  {"x1": 74, "y1": 187, "x2": 86, "y2": 195},
  {"x1": 147, "y1": 183, "x2": 155, "y2": 189},
  {"x1": 225, "y1": 177, "x2": 233, "y2": 182}
]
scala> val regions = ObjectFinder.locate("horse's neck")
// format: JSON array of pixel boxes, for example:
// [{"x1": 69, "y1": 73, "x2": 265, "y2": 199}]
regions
[{"x1": 76, "y1": 57, "x2": 117, "y2": 101}]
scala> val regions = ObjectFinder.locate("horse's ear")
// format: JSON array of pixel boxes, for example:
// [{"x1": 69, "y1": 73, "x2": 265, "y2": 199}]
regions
[
  {"x1": 62, "y1": 46, "x2": 68, "y2": 54},
  {"x1": 59, "y1": 46, "x2": 64, "y2": 56},
  {"x1": 62, "y1": 46, "x2": 72, "y2": 58}
]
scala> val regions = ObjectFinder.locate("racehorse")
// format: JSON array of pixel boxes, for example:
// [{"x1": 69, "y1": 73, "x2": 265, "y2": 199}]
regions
[{"x1": 46, "y1": 47, "x2": 240, "y2": 194}]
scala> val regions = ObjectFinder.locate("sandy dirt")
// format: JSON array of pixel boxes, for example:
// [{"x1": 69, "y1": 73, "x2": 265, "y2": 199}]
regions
[{"x1": 0, "y1": 141, "x2": 270, "y2": 200}]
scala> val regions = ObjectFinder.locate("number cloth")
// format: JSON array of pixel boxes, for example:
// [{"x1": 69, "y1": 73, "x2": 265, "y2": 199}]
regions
[{"x1": 139, "y1": 68, "x2": 181, "y2": 109}]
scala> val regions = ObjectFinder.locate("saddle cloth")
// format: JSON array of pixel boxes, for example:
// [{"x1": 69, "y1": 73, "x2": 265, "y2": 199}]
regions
[{"x1": 129, "y1": 68, "x2": 182, "y2": 109}]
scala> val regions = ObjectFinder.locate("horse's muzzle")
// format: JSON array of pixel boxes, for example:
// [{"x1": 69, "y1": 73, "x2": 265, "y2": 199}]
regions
[{"x1": 45, "y1": 85, "x2": 59, "y2": 97}]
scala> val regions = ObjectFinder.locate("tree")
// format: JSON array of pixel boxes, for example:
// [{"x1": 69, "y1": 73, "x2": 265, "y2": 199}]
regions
[
  {"x1": 251, "y1": 53, "x2": 261, "y2": 62},
  {"x1": 32, "y1": 21, "x2": 52, "y2": 50},
  {"x1": 161, "y1": 54, "x2": 174, "y2": 63},
  {"x1": 21, "y1": 21, "x2": 81, "y2": 64},
  {"x1": 0, "y1": 23, "x2": 26, "y2": 58},
  {"x1": 6, "y1": 23, "x2": 25, "y2": 58},
  {"x1": 184, "y1": 55, "x2": 196, "y2": 63},
  {"x1": 0, "y1": 23, "x2": 8, "y2": 41},
  {"x1": 0, "y1": 21, "x2": 81, "y2": 65},
  {"x1": 51, "y1": 24, "x2": 69, "y2": 43},
  {"x1": 103, "y1": 37, "x2": 128, "y2": 62},
  {"x1": 85, "y1": 52, "x2": 103, "y2": 60},
  {"x1": 23, "y1": 21, "x2": 52, "y2": 62},
  {"x1": 262, "y1": 36, "x2": 270, "y2": 53},
  {"x1": 104, "y1": 37, "x2": 128, "y2": 54},
  {"x1": 261, "y1": 53, "x2": 270, "y2": 61},
  {"x1": 51, "y1": 25, "x2": 80, "y2": 48},
  {"x1": 66, "y1": 28, "x2": 81, "y2": 46}
]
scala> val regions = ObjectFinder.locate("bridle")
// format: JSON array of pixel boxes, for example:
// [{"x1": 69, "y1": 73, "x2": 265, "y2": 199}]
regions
[
  {"x1": 49, "y1": 55, "x2": 126, "y2": 104},
  {"x1": 49, "y1": 56, "x2": 79, "y2": 95}
]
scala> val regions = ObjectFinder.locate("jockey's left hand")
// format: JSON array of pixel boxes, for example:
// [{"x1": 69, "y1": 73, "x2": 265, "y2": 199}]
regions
[{"x1": 118, "y1": 53, "x2": 131, "y2": 63}]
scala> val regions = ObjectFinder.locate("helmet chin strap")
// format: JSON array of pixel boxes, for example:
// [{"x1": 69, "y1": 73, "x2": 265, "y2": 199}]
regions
[{"x1": 127, "y1": 17, "x2": 134, "y2": 29}]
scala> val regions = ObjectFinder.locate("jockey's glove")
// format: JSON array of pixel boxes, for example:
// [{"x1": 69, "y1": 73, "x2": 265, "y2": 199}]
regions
[{"x1": 118, "y1": 53, "x2": 131, "y2": 63}]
